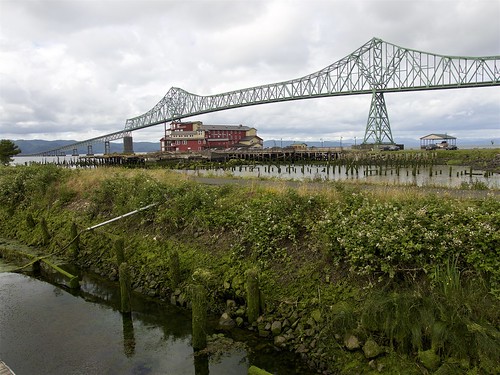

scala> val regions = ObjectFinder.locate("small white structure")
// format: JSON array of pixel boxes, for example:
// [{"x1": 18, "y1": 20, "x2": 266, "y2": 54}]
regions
[{"x1": 420, "y1": 134, "x2": 457, "y2": 149}]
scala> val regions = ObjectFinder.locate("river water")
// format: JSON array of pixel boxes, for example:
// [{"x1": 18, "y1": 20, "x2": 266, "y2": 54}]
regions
[
  {"x1": 0, "y1": 263, "x2": 313, "y2": 375},
  {"x1": 180, "y1": 164, "x2": 500, "y2": 189},
  {"x1": 11, "y1": 155, "x2": 500, "y2": 189}
]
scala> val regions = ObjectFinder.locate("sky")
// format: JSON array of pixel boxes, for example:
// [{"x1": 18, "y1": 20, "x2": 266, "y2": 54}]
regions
[{"x1": 1, "y1": 0, "x2": 499, "y2": 146}]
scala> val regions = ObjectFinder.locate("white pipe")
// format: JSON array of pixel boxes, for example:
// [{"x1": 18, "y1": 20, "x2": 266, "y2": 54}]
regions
[{"x1": 85, "y1": 203, "x2": 158, "y2": 232}]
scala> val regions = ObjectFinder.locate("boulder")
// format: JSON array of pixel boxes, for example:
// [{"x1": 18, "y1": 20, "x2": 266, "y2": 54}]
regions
[
  {"x1": 271, "y1": 321, "x2": 282, "y2": 336},
  {"x1": 344, "y1": 334, "x2": 360, "y2": 350},
  {"x1": 218, "y1": 312, "x2": 236, "y2": 330},
  {"x1": 274, "y1": 335, "x2": 287, "y2": 348},
  {"x1": 310, "y1": 309, "x2": 322, "y2": 323},
  {"x1": 418, "y1": 349, "x2": 441, "y2": 371},
  {"x1": 363, "y1": 338, "x2": 383, "y2": 359}
]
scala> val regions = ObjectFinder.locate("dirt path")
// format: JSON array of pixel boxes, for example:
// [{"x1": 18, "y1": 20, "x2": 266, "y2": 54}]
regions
[{"x1": 189, "y1": 176, "x2": 500, "y2": 199}]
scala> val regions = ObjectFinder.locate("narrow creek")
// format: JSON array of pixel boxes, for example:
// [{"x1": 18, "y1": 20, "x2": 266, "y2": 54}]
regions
[{"x1": 0, "y1": 259, "x2": 315, "y2": 375}]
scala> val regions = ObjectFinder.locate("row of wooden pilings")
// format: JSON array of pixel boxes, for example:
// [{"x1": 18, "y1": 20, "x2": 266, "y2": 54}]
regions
[{"x1": 112, "y1": 239, "x2": 269, "y2": 373}]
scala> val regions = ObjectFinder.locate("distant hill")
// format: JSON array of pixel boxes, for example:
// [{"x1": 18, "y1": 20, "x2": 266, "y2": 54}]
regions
[{"x1": 13, "y1": 139, "x2": 160, "y2": 155}]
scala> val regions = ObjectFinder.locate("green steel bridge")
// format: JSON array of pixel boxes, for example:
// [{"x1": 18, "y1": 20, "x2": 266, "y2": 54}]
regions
[{"x1": 38, "y1": 37, "x2": 500, "y2": 156}]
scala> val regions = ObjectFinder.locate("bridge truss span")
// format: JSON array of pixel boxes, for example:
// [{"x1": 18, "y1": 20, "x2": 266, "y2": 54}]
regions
[{"x1": 125, "y1": 37, "x2": 499, "y2": 144}]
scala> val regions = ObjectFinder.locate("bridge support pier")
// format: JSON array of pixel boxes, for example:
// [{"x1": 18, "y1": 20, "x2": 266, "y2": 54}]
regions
[
  {"x1": 123, "y1": 136, "x2": 134, "y2": 154},
  {"x1": 104, "y1": 141, "x2": 111, "y2": 155},
  {"x1": 363, "y1": 91, "x2": 394, "y2": 145},
  {"x1": 87, "y1": 145, "x2": 94, "y2": 156}
]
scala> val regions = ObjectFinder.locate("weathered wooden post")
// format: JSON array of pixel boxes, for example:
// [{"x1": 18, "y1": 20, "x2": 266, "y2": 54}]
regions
[
  {"x1": 169, "y1": 250, "x2": 181, "y2": 288},
  {"x1": 26, "y1": 213, "x2": 36, "y2": 229},
  {"x1": 119, "y1": 262, "x2": 131, "y2": 313},
  {"x1": 191, "y1": 284, "x2": 207, "y2": 350},
  {"x1": 69, "y1": 222, "x2": 79, "y2": 259},
  {"x1": 114, "y1": 238, "x2": 125, "y2": 265},
  {"x1": 246, "y1": 268, "x2": 260, "y2": 323},
  {"x1": 40, "y1": 217, "x2": 51, "y2": 245}
]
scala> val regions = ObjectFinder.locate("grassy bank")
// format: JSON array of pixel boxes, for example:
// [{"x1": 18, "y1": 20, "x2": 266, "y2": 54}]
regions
[{"x1": 0, "y1": 165, "x2": 498, "y2": 374}]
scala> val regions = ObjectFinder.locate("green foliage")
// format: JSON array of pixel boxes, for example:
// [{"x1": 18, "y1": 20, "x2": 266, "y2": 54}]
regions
[
  {"x1": 0, "y1": 139, "x2": 21, "y2": 165},
  {"x1": 86, "y1": 171, "x2": 167, "y2": 218},
  {"x1": 324, "y1": 262, "x2": 500, "y2": 374},
  {"x1": 0, "y1": 164, "x2": 68, "y2": 213},
  {"x1": 0, "y1": 166, "x2": 498, "y2": 374}
]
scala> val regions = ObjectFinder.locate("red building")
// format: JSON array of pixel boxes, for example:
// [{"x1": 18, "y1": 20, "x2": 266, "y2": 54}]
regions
[{"x1": 160, "y1": 121, "x2": 263, "y2": 152}]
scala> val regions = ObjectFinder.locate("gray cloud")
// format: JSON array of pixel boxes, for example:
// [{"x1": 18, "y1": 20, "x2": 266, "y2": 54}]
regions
[{"x1": 0, "y1": 0, "x2": 499, "y2": 144}]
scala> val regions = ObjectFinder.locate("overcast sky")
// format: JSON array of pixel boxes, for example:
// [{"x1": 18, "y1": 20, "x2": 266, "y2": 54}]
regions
[{"x1": 1, "y1": 0, "x2": 499, "y2": 145}]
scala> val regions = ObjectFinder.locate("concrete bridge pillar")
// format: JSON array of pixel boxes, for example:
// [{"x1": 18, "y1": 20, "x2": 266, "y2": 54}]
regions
[
  {"x1": 104, "y1": 141, "x2": 111, "y2": 155},
  {"x1": 123, "y1": 136, "x2": 134, "y2": 154}
]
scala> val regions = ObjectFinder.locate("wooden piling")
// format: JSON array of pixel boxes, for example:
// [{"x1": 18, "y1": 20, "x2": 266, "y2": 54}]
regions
[
  {"x1": 119, "y1": 262, "x2": 131, "y2": 313},
  {"x1": 191, "y1": 284, "x2": 207, "y2": 350},
  {"x1": 26, "y1": 213, "x2": 36, "y2": 229},
  {"x1": 114, "y1": 238, "x2": 125, "y2": 265},
  {"x1": 69, "y1": 222, "x2": 79, "y2": 259},
  {"x1": 246, "y1": 268, "x2": 260, "y2": 323},
  {"x1": 40, "y1": 217, "x2": 51, "y2": 246}
]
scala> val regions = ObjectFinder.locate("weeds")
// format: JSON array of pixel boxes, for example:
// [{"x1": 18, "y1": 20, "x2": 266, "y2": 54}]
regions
[{"x1": 0, "y1": 165, "x2": 498, "y2": 374}]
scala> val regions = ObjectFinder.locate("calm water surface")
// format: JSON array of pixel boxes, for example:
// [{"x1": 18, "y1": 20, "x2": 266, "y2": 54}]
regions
[{"x1": 0, "y1": 268, "x2": 312, "y2": 375}]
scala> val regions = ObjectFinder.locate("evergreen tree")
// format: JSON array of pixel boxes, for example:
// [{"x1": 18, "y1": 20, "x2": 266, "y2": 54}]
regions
[{"x1": 0, "y1": 139, "x2": 21, "y2": 165}]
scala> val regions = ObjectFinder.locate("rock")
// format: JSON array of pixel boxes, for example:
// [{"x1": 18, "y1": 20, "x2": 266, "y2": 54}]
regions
[
  {"x1": 363, "y1": 338, "x2": 383, "y2": 359},
  {"x1": 235, "y1": 317, "x2": 244, "y2": 327},
  {"x1": 248, "y1": 365, "x2": 273, "y2": 375},
  {"x1": 271, "y1": 321, "x2": 282, "y2": 336},
  {"x1": 274, "y1": 335, "x2": 287, "y2": 347},
  {"x1": 259, "y1": 329, "x2": 270, "y2": 338},
  {"x1": 234, "y1": 307, "x2": 246, "y2": 317},
  {"x1": 170, "y1": 294, "x2": 177, "y2": 305},
  {"x1": 305, "y1": 328, "x2": 315, "y2": 337},
  {"x1": 344, "y1": 334, "x2": 360, "y2": 350},
  {"x1": 418, "y1": 349, "x2": 441, "y2": 371},
  {"x1": 368, "y1": 359, "x2": 377, "y2": 369},
  {"x1": 218, "y1": 312, "x2": 236, "y2": 330},
  {"x1": 310, "y1": 309, "x2": 322, "y2": 323},
  {"x1": 226, "y1": 299, "x2": 236, "y2": 309},
  {"x1": 296, "y1": 344, "x2": 308, "y2": 353}
]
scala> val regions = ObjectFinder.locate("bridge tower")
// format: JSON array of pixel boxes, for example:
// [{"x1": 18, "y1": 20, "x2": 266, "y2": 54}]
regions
[{"x1": 363, "y1": 91, "x2": 394, "y2": 144}]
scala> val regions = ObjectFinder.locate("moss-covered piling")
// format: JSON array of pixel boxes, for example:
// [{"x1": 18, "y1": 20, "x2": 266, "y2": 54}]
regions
[
  {"x1": 246, "y1": 268, "x2": 260, "y2": 324},
  {"x1": 191, "y1": 284, "x2": 207, "y2": 351}
]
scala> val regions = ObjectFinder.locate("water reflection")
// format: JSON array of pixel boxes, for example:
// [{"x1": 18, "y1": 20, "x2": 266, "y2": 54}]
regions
[
  {"x1": 0, "y1": 269, "x2": 314, "y2": 374},
  {"x1": 122, "y1": 312, "x2": 136, "y2": 358},
  {"x1": 180, "y1": 164, "x2": 500, "y2": 189},
  {"x1": 194, "y1": 352, "x2": 209, "y2": 375}
]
